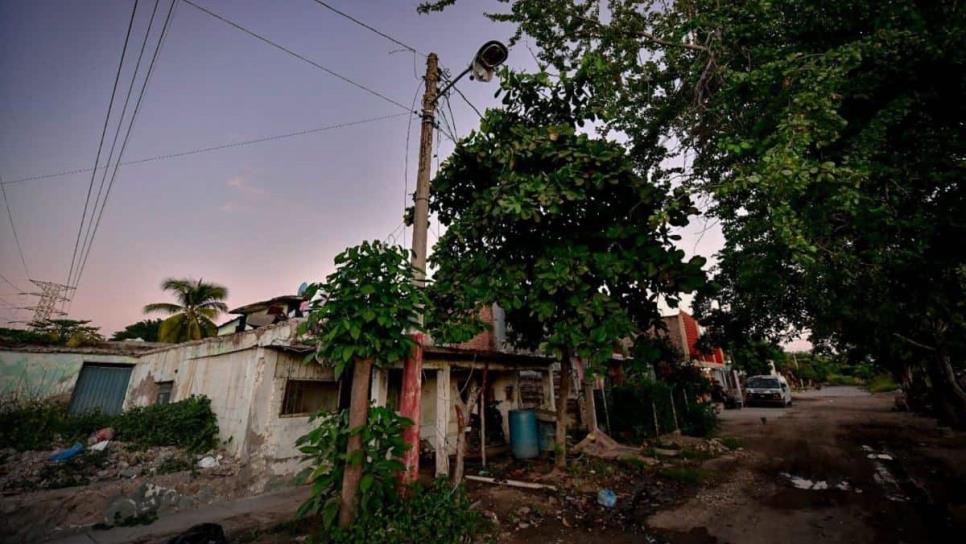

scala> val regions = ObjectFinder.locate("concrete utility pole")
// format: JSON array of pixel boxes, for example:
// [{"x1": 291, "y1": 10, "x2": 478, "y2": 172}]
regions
[
  {"x1": 399, "y1": 42, "x2": 508, "y2": 483},
  {"x1": 399, "y1": 52, "x2": 440, "y2": 485},
  {"x1": 410, "y1": 52, "x2": 439, "y2": 287}
]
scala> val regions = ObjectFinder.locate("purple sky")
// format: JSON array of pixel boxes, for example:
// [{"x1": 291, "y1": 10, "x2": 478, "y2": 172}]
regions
[{"x1": 0, "y1": 0, "x2": 729, "y2": 338}]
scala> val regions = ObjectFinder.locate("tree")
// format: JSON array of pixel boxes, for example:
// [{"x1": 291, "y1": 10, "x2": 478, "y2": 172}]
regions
[
  {"x1": 421, "y1": 0, "x2": 966, "y2": 428},
  {"x1": 26, "y1": 319, "x2": 104, "y2": 347},
  {"x1": 143, "y1": 278, "x2": 229, "y2": 343},
  {"x1": 111, "y1": 319, "x2": 162, "y2": 342},
  {"x1": 299, "y1": 241, "x2": 425, "y2": 527},
  {"x1": 427, "y1": 70, "x2": 706, "y2": 469}
]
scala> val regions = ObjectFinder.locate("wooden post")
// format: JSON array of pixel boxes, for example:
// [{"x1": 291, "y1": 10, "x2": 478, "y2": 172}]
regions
[
  {"x1": 670, "y1": 388, "x2": 679, "y2": 432},
  {"x1": 582, "y1": 376, "x2": 598, "y2": 433},
  {"x1": 651, "y1": 400, "x2": 660, "y2": 437},
  {"x1": 370, "y1": 367, "x2": 388, "y2": 407},
  {"x1": 480, "y1": 385, "x2": 487, "y2": 468},
  {"x1": 435, "y1": 366, "x2": 451, "y2": 476},
  {"x1": 544, "y1": 368, "x2": 556, "y2": 411},
  {"x1": 555, "y1": 355, "x2": 572, "y2": 469}
]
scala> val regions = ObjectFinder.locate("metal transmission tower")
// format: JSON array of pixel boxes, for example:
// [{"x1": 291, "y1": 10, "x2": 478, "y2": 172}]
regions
[{"x1": 23, "y1": 280, "x2": 74, "y2": 323}]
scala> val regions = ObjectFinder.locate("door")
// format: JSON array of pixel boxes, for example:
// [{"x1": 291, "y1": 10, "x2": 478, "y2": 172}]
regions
[{"x1": 68, "y1": 363, "x2": 134, "y2": 415}]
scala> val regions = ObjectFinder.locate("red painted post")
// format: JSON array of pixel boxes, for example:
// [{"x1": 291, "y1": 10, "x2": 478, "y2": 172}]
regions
[{"x1": 399, "y1": 333, "x2": 424, "y2": 484}]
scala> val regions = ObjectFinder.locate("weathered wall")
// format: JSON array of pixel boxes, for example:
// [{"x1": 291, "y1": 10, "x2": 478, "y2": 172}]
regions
[
  {"x1": 125, "y1": 322, "x2": 334, "y2": 482},
  {"x1": 0, "y1": 349, "x2": 137, "y2": 400}
]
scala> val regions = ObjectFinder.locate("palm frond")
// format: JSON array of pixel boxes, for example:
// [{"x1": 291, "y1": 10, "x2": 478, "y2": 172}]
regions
[
  {"x1": 144, "y1": 302, "x2": 184, "y2": 315},
  {"x1": 158, "y1": 314, "x2": 188, "y2": 343}
]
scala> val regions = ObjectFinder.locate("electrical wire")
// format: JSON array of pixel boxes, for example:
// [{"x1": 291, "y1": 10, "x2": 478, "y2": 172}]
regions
[
  {"x1": 0, "y1": 175, "x2": 29, "y2": 278},
  {"x1": 72, "y1": 0, "x2": 178, "y2": 293},
  {"x1": 65, "y1": 0, "x2": 140, "y2": 301},
  {"x1": 75, "y1": 0, "x2": 162, "y2": 289},
  {"x1": 402, "y1": 80, "x2": 423, "y2": 250},
  {"x1": 0, "y1": 113, "x2": 410, "y2": 187},
  {"x1": 451, "y1": 84, "x2": 483, "y2": 118},
  {"x1": 311, "y1": 1, "x2": 424, "y2": 56},
  {"x1": 182, "y1": 0, "x2": 414, "y2": 113},
  {"x1": 0, "y1": 271, "x2": 22, "y2": 293}
]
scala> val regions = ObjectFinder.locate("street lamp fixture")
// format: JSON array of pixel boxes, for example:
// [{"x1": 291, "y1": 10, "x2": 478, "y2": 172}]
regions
[{"x1": 437, "y1": 40, "x2": 509, "y2": 100}]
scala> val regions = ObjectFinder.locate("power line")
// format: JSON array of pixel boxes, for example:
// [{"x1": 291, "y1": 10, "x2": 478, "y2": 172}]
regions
[
  {"x1": 75, "y1": 0, "x2": 163, "y2": 289},
  {"x1": 65, "y1": 0, "x2": 140, "y2": 302},
  {"x1": 72, "y1": 0, "x2": 179, "y2": 294},
  {"x1": 182, "y1": 0, "x2": 414, "y2": 113},
  {"x1": 0, "y1": 175, "x2": 29, "y2": 278},
  {"x1": 311, "y1": 1, "x2": 425, "y2": 56},
  {"x1": 0, "y1": 271, "x2": 23, "y2": 293},
  {"x1": 1, "y1": 113, "x2": 411, "y2": 187}
]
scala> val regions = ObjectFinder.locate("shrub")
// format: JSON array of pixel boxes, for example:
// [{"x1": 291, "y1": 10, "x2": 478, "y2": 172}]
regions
[
  {"x1": 866, "y1": 374, "x2": 899, "y2": 394},
  {"x1": 0, "y1": 398, "x2": 112, "y2": 451},
  {"x1": 0, "y1": 396, "x2": 219, "y2": 453},
  {"x1": 680, "y1": 401, "x2": 719, "y2": 438},
  {"x1": 114, "y1": 396, "x2": 219, "y2": 453},
  {"x1": 826, "y1": 374, "x2": 863, "y2": 386},
  {"x1": 323, "y1": 479, "x2": 486, "y2": 544},
  {"x1": 296, "y1": 405, "x2": 411, "y2": 527}
]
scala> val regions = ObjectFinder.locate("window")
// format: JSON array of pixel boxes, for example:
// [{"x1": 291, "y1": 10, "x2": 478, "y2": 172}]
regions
[
  {"x1": 281, "y1": 380, "x2": 339, "y2": 416},
  {"x1": 156, "y1": 381, "x2": 174, "y2": 405}
]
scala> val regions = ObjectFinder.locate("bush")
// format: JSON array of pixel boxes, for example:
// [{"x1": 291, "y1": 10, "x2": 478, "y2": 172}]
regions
[
  {"x1": 0, "y1": 396, "x2": 219, "y2": 453},
  {"x1": 296, "y1": 405, "x2": 411, "y2": 527},
  {"x1": 114, "y1": 396, "x2": 219, "y2": 453},
  {"x1": 866, "y1": 374, "x2": 899, "y2": 393},
  {"x1": 607, "y1": 377, "x2": 717, "y2": 441},
  {"x1": 323, "y1": 479, "x2": 486, "y2": 544},
  {"x1": 826, "y1": 374, "x2": 864, "y2": 386},
  {"x1": 0, "y1": 399, "x2": 112, "y2": 451},
  {"x1": 680, "y1": 401, "x2": 719, "y2": 437}
]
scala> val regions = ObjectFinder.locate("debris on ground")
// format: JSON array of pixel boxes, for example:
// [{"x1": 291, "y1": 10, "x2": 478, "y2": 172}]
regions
[
  {"x1": 197, "y1": 456, "x2": 220, "y2": 469},
  {"x1": 572, "y1": 430, "x2": 658, "y2": 465},
  {"x1": 0, "y1": 443, "x2": 235, "y2": 494}
]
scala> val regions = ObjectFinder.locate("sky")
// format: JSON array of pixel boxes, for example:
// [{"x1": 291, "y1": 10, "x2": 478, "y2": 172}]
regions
[{"x1": 0, "y1": 0, "x2": 729, "y2": 339}]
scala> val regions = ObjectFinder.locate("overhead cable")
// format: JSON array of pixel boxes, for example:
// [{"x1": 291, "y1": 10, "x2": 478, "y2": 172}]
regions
[{"x1": 182, "y1": 0, "x2": 414, "y2": 113}]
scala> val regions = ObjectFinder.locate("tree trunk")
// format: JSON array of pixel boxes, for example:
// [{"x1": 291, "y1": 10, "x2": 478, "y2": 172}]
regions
[
  {"x1": 338, "y1": 358, "x2": 373, "y2": 528},
  {"x1": 554, "y1": 354, "x2": 572, "y2": 469},
  {"x1": 929, "y1": 351, "x2": 966, "y2": 430},
  {"x1": 452, "y1": 381, "x2": 480, "y2": 484}
]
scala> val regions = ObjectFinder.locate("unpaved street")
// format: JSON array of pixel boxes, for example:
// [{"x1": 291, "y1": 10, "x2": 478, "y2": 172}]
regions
[{"x1": 649, "y1": 387, "x2": 966, "y2": 543}]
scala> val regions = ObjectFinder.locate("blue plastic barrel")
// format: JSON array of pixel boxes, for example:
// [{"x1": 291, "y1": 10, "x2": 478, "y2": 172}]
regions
[{"x1": 508, "y1": 409, "x2": 540, "y2": 459}]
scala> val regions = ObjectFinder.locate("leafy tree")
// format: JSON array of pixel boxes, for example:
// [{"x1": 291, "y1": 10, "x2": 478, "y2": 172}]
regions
[
  {"x1": 28, "y1": 319, "x2": 104, "y2": 347},
  {"x1": 143, "y1": 278, "x2": 228, "y2": 343},
  {"x1": 422, "y1": 0, "x2": 966, "y2": 427},
  {"x1": 299, "y1": 241, "x2": 425, "y2": 527},
  {"x1": 111, "y1": 318, "x2": 162, "y2": 342},
  {"x1": 427, "y1": 71, "x2": 706, "y2": 468}
]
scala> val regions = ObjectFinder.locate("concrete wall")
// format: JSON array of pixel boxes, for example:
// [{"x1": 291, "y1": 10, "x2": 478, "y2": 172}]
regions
[
  {"x1": 125, "y1": 322, "x2": 334, "y2": 482},
  {"x1": 0, "y1": 349, "x2": 137, "y2": 400}
]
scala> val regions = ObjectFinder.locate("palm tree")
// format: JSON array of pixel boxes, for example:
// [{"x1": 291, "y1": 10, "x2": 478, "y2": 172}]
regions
[{"x1": 144, "y1": 278, "x2": 229, "y2": 343}]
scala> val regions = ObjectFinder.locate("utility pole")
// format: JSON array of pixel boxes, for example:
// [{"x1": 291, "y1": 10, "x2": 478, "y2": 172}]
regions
[
  {"x1": 410, "y1": 52, "x2": 439, "y2": 286},
  {"x1": 399, "y1": 52, "x2": 440, "y2": 485},
  {"x1": 399, "y1": 42, "x2": 507, "y2": 483}
]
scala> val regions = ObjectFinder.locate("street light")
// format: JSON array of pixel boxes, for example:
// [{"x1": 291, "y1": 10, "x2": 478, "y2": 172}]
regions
[{"x1": 437, "y1": 40, "x2": 509, "y2": 99}]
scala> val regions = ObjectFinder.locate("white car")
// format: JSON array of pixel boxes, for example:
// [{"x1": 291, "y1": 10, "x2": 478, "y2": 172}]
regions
[{"x1": 744, "y1": 375, "x2": 792, "y2": 407}]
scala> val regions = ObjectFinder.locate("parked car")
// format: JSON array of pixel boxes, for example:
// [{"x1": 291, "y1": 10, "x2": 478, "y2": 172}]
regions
[{"x1": 744, "y1": 375, "x2": 792, "y2": 407}]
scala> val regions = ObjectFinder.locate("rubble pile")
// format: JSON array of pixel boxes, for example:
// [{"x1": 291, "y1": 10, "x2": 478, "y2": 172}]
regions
[{"x1": 0, "y1": 441, "x2": 236, "y2": 495}]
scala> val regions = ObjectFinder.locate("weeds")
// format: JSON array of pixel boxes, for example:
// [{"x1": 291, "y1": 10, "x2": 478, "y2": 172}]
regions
[
  {"x1": 718, "y1": 436, "x2": 743, "y2": 450},
  {"x1": 659, "y1": 466, "x2": 715, "y2": 485},
  {"x1": 866, "y1": 374, "x2": 899, "y2": 393}
]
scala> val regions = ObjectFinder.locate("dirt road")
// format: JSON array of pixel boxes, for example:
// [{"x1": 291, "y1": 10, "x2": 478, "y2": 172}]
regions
[{"x1": 649, "y1": 386, "x2": 966, "y2": 543}]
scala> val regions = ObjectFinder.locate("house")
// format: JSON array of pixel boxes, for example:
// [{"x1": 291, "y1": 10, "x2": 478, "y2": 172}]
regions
[
  {"x1": 0, "y1": 305, "x2": 567, "y2": 489},
  {"x1": 659, "y1": 310, "x2": 740, "y2": 394},
  {"x1": 216, "y1": 295, "x2": 306, "y2": 336}
]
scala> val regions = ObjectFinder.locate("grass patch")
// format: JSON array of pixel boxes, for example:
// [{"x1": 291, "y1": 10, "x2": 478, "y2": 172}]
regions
[
  {"x1": 865, "y1": 374, "x2": 899, "y2": 393},
  {"x1": 826, "y1": 374, "x2": 864, "y2": 386},
  {"x1": 718, "y1": 436, "x2": 743, "y2": 450},
  {"x1": 659, "y1": 466, "x2": 715, "y2": 485}
]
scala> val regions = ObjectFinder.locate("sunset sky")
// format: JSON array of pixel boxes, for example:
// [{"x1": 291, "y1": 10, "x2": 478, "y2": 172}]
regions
[{"x1": 0, "y1": 0, "x2": 728, "y2": 338}]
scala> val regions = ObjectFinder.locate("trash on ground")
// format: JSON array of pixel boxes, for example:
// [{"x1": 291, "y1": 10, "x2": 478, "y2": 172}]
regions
[
  {"x1": 88, "y1": 427, "x2": 115, "y2": 444},
  {"x1": 90, "y1": 440, "x2": 110, "y2": 452},
  {"x1": 48, "y1": 442, "x2": 84, "y2": 462},
  {"x1": 598, "y1": 488, "x2": 617, "y2": 508},
  {"x1": 197, "y1": 456, "x2": 220, "y2": 469}
]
